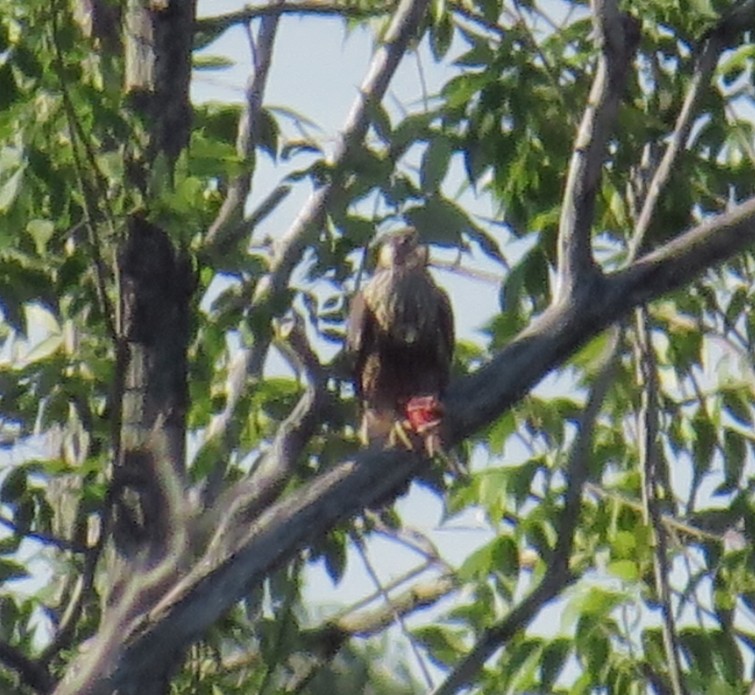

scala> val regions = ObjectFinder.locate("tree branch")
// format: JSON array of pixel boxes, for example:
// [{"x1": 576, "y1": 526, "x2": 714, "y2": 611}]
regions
[
  {"x1": 449, "y1": 195, "x2": 755, "y2": 439},
  {"x1": 0, "y1": 514, "x2": 85, "y2": 553},
  {"x1": 351, "y1": 532, "x2": 435, "y2": 689},
  {"x1": 52, "y1": 196, "x2": 755, "y2": 694},
  {"x1": 634, "y1": 309, "x2": 687, "y2": 695},
  {"x1": 252, "y1": 0, "x2": 431, "y2": 313},
  {"x1": 0, "y1": 640, "x2": 52, "y2": 694},
  {"x1": 204, "y1": 1, "x2": 284, "y2": 253},
  {"x1": 289, "y1": 573, "x2": 456, "y2": 693},
  {"x1": 556, "y1": 0, "x2": 640, "y2": 298},
  {"x1": 205, "y1": 313, "x2": 329, "y2": 545},
  {"x1": 196, "y1": 1, "x2": 395, "y2": 41},
  {"x1": 629, "y1": 0, "x2": 755, "y2": 258}
]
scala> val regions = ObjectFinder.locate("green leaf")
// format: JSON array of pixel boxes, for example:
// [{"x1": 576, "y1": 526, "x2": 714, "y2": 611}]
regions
[
  {"x1": 0, "y1": 559, "x2": 28, "y2": 583},
  {"x1": 322, "y1": 531, "x2": 347, "y2": 585},
  {"x1": 0, "y1": 64, "x2": 20, "y2": 109},
  {"x1": 0, "y1": 468, "x2": 27, "y2": 504},
  {"x1": 193, "y1": 55, "x2": 234, "y2": 70},
  {"x1": 25, "y1": 219, "x2": 54, "y2": 255},
  {"x1": 540, "y1": 637, "x2": 572, "y2": 689},
  {"x1": 458, "y1": 534, "x2": 518, "y2": 581},
  {"x1": 721, "y1": 428, "x2": 745, "y2": 489},
  {"x1": 562, "y1": 586, "x2": 626, "y2": 631},
  {"x1": 420, "y1": 134, "x2": 453, "y2": 192},
  {"x1": 487, "y1": 410, "x2": 516, "y2": 454},
  {"x1": 413, "y1": 625, "x2": 466, "y2": 667},
  {"x1": 0, "y1": 164, "x2": 24, "y2": 213},
  {"x1": 606, "y1": 559, "x2": 639, "y2": 581},
  {"x1": 691, "y1": 409, "x2": 716, "y2": 479},
  {"x1": 722, "y1": 388, "x2": 751, "y2": 427}
]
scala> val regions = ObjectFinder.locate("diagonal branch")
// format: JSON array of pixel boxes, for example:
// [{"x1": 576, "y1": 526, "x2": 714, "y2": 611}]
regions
[
  {"x1": 251, "y1": 0, "x2": 430, "y2": 313},
  {"x1": 629, "y1": 0, "x2": 755, "y2": 258},
  {"x1": 287, "y1": 573, "x2": 456, "y2": 693},
  {"x1": 205, "y1": 313, "x2": 329, "y2": 544},
  {"x1": 449, "y1": 194, "x2": 755, "y2": 439},
  {"x1": 52, "y1": 195, "x2": 755, "y2": 695},
  {"x1": 556, "y1": 0, "x2": 640, "y2": 299},
  {"x1": 433, "y1": 331, "x2": 620, "y2": 694},
  {"x1": 204, "y1": 2, "x2": 283, "y2": 253},
  {"x1": 351, "y1": 532, "x2": 435, "y2": 689}
]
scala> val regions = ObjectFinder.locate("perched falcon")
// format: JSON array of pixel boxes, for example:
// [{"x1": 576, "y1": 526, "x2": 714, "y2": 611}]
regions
[{"x1": 347, "y1": 228, "x2": 455, "y2": 455}]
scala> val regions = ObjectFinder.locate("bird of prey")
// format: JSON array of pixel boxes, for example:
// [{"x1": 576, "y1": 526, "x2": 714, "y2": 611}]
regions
[{"x1": 347, "y1": 228, "x2": 454, "y2": 455}]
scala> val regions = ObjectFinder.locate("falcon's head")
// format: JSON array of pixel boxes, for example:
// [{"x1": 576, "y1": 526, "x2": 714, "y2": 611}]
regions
[{"x1": 377, "y1": 228, "x2": 428, "y2": 270}]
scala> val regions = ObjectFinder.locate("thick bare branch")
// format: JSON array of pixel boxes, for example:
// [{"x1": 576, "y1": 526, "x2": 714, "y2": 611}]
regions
[
  {"x1": 449, "y1": 195, "x2": 755, "y2": 439},
  {"x1": 556, "y1": 0, "x2": 640, "y2": 298},
  {"x1": 52, "y1": 196, "x2": 755, "y2": 695}
]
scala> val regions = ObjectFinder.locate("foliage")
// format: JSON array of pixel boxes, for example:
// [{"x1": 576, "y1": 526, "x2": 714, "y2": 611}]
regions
[{"x1": 0, "y1": 0, "x2": 753, "y2": 693}]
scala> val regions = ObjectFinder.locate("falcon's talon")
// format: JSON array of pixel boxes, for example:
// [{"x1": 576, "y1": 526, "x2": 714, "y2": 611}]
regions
[{"x1": 389, "y1": 420, "x2": 416, "y2": 451}]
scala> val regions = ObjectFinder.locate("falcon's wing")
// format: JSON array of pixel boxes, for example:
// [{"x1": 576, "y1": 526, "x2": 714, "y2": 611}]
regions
[
  {"x1": 346, "y1": 291, "x2": 375, "y2": 399},
  {"x1": 436, "y1": 287, "x2": 455, "y2": 391},
  {"x1": 346, "y1": 291, "x2": 368, "y2": 353}
]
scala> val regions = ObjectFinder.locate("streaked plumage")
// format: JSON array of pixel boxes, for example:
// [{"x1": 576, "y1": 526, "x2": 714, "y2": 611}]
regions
[{"x1": 347, "y1": 228, "x2": 454, "y2": 450}]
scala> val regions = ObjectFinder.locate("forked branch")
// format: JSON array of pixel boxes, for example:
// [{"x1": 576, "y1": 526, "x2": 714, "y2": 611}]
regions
[{"x1": 556, "y1": 0, "x2": 640, "y2": 299}]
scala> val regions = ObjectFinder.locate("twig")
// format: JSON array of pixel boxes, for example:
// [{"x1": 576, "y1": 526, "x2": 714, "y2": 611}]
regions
[
  {"x1": 41, "y1": 453, "x2": 119, "y2": 663},
  {"x1": 331, "y1": 561, "x2": 434, "y2": 616},
  {"x1": 196, "y1": 1, "x2": 395, "y2": 36},
  {"x1": 583, "y1": 483, "x2": 722, "y2": 544},
  {"x1": 369, "y1": 515, "x2": 455, "y2": 573},
  {"x1": 50, "y1": 5, "x2": 118, "y2": 343},
  {"x1": 284, "y1": 570, "x2": 456, "y2": 692},
  {"x1": 206, "y1": 313, "x2": 328, "y2": 550},
  {"x1": 351, "y1": 532, "x2": 436, "y2": 690},
  {"x1": 634, "y1": 308, "x2": 687, "y2": 695},
  {"x1": 204, "y1": 1, "x2": 283, "y2": 252},
  {"x1": 336, "y1": 572, "x2": 457, "y2": 637},
  {"x1": 429, "y1": 258, "x2": 503, "y2": 285},
  {"x1": 258, "y1": 559, "x2": 303, "y2": 695},
  {"x1": 556, "y1": 0, "x2": 640, "y2": 299},
  {"x1": 510, "y1": 2, "x2": 574, "y2": 124}
]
